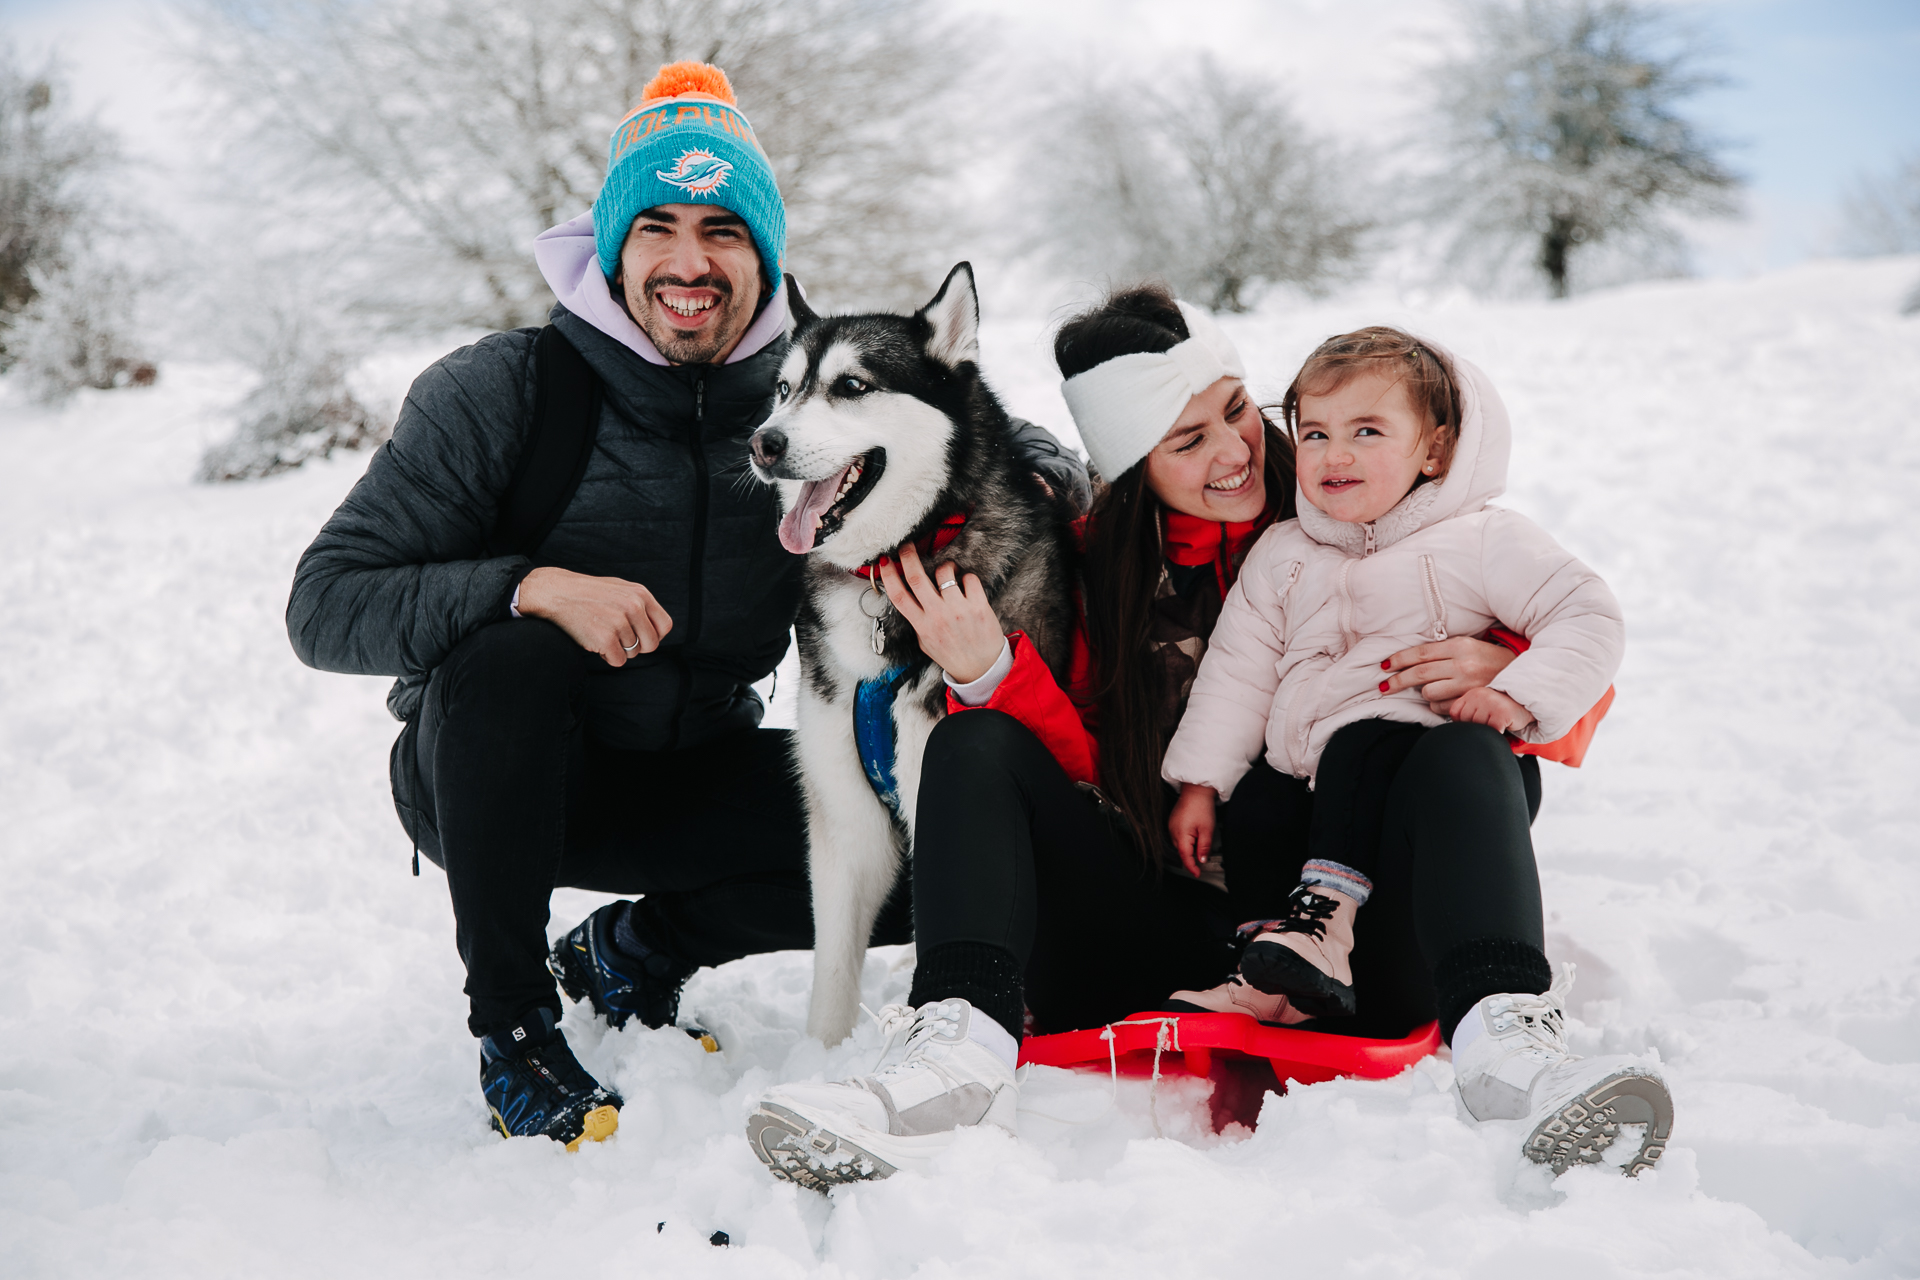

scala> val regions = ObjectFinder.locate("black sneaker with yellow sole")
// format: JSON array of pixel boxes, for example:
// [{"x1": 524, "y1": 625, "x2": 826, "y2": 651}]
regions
[
  {"x1": 548, "y1": 901, "x2": 719, "y2": 1051},
  {"x1": 479, "y1": 1009, "x2": 622, "y2": 1150}
]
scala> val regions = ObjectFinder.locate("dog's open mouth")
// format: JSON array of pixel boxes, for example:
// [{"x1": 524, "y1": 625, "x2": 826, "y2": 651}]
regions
[{"x1": 777, "y1": 449, "x2": 887, "y2": 553}]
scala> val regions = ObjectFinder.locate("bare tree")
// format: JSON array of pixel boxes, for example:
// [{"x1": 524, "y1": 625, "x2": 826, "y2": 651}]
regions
[
  {"x1": 1035, "y1": 57, "x2": 1371, "y2": 313},
  {"x1": 1838, "y1": 152, "x2": 1920, "y2": 256},
  {"x1": 1424, "y1": 0, "x2": 1738, "y2": 298},
  {"x1": 1837, "y1": 152, "x2": 1920, "y2": 315},
  {"x1": 178, "y1": 0, "x2": 978, "y2": 330}
]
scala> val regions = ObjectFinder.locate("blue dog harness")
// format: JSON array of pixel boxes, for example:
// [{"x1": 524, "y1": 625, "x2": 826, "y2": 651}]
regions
[{"x1": 853, "y1": 666, "x2": 915, "y2": 821}]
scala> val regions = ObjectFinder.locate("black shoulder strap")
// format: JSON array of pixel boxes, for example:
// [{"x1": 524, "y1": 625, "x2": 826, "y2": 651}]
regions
[{"x1": 489, "y1": 325, "x2": 602, "y2": 558}]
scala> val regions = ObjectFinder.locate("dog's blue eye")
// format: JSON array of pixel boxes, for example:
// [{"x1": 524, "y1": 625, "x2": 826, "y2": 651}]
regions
[
  {"x1": 777, "y1": 380, "x2": 790, "y2": 401},
  {"x1": 837, "y1": 376, "x2": 869, "y2": 396}
]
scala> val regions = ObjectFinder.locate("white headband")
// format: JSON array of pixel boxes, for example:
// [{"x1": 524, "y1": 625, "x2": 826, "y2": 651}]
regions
[{"x1": 1060, "y1": 301, "x2": 1247, "y2": 481}]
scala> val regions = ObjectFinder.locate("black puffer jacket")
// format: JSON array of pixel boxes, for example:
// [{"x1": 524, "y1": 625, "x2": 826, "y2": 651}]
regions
[{"x1": 287, "y1": 305, "x2": 800, "y2": 752}]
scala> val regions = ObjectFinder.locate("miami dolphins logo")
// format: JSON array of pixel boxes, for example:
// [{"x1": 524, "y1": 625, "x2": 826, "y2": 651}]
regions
[{"x1": 655, "y1": 149, "x2": 733, "y2": 196}]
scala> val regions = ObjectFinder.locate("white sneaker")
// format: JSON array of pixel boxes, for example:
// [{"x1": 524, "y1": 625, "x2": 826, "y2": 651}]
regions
[
  {"x1": 1453, "y1": 969, "x2": 1673, "y2": 1177},
  {"x1": 746, "y1": 999, "x2": 1018, "y2": 1189}
]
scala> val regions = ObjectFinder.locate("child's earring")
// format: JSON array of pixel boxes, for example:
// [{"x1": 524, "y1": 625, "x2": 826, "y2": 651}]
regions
[{"x1": 1423, "y1": 462, "x2": 1436, "y2": 474}]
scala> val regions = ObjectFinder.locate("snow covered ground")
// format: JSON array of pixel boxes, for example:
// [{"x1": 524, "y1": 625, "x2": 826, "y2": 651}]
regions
[{"x1": 2, "y1": 257, "x2": 1917, "y2": 1278}]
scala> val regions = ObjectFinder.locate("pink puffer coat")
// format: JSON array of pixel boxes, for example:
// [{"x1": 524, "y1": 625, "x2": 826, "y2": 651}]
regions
[{"x1": 1161, "y1": 345, "x2": 1624, "y2": 796}]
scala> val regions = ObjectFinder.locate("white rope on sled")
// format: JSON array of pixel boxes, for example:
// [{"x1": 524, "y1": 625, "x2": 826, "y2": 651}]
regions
[{"x1": 1100, "y1": 1016, "x2": 1183, "y2": 1138}]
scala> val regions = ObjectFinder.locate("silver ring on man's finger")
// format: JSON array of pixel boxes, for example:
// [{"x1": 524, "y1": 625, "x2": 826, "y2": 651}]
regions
[
  {"x1": 622, "y1": 637, "x2": 641, "y2": 653},
  {"x1": 938, "y1": 579, "x2": 960, "y2": 591}
]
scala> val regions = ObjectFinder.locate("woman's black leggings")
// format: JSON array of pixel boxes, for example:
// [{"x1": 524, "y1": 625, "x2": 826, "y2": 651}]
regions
[{"x1": 908, "y1": 712, "x2": 1550, "y2": 1042}]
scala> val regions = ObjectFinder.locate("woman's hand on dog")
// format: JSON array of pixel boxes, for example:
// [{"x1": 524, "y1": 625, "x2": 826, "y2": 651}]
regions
[
  {"x1": 515, "y1": 566, "x2": 673, "y2": 667},
  {"x1": 1168, "y1": 783, "x2": 1218, "y2": 876},
  {"x1": 1379, "y1": 635, "x2": 1516, "y2": 714},
  {"x1": 877, "y1": 541, "x2": 1006, "y2": 684}
]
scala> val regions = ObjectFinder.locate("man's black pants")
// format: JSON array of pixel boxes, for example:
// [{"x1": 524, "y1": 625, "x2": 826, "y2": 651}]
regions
[{"x1": 411, "y1": 620, "x2": 906, "y2": 1038}]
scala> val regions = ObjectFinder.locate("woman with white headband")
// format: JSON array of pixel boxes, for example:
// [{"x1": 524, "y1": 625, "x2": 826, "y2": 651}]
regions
[{"x1": 749, "y1": 285, "x2": 1589, "y2": 1182}]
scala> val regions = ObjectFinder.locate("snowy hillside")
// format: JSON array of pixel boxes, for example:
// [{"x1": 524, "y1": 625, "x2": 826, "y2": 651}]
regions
[{"x1": 2, "y1": 258, "x2": 1917, "y2": 1278}]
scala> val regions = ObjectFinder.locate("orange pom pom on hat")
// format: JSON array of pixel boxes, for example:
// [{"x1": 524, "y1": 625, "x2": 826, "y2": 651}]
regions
[{"x1": 591, "y1": 62, "x2": 786, "y2": 289}]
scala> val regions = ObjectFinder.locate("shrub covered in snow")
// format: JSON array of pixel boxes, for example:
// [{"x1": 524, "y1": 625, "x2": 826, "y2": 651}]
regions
[
  {"x1": 7, "y1": 252, "x2": 155, "y2": 402},
  {"x1": 197, "y1": 329, "x2": 382, "y2": 483}
]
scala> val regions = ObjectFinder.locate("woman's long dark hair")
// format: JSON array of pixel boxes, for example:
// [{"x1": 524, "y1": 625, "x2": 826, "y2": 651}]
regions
[{"x1": 1058, "y1": 284, "x2": 1296, "y2": 868}]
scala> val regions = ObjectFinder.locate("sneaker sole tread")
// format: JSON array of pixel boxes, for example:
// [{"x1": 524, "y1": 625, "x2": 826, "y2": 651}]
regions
[
  {"x1": 745, "y1": 1103, "x2": 899, "y2": 1191},
  {"x1": 1526, "y1": 1069, "x2": 1673, "y2": 1177}
]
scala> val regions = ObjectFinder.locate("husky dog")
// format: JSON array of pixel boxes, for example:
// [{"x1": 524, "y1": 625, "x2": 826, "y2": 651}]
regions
[{"x1": 749, "y1": 263, "x2": 1073, "y2": 1045}]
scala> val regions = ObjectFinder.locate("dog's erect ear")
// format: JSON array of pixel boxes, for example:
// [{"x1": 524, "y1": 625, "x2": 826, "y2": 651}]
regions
[
  {"x1": 919, "y1": 262, "x2": 979, "y2": 370},
  {"x1": 785, "y1": 274, "x2": 819, "y2": 331}
]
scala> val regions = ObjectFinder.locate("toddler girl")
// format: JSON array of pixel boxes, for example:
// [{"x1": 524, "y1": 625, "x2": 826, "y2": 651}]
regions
[{"x1": 1161, "y1": 327, "x2": 1623, "y2": 1021}]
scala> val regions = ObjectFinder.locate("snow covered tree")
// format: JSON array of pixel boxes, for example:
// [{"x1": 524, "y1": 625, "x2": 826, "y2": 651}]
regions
[
  {"x1": 0, "y1": 51, "x2": 114, "y2": 366},
  {"x1": 1036, "y1": 57, "x2": 1372, "y2": 313},
  {"x1": 0, "y1": 50, "x2": 154, "y2": 398},
  {"x1": 1424, "y1": 0, "x2": 1738, "y2": 298},
  {"x1": 180, "y1": 0, "x2": 977, "y2": 330}
]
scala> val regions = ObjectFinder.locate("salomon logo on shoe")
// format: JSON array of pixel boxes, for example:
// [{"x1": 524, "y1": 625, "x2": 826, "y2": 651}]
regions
[{"x1": 479, "y1": 1013, "x2": 622, "y2": 1151}]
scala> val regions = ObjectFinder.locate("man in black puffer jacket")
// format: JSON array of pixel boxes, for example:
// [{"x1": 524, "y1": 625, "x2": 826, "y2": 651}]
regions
[{"x1": 287, "y1": 63, "x2": 1086, "y2": 1151}]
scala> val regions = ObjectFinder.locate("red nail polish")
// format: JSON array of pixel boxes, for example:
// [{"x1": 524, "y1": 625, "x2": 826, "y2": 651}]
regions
[
  {"x1": 1378, "y1": 680, "x2": 1390, "y2": 693},
  {"x1": 1380, "y1": 659, "x2": 1391, "y2": 670}
]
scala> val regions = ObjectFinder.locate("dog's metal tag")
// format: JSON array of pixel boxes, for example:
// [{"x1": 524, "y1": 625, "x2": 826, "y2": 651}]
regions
[{"x1": 860, "y1": 575, "x2": 891, "y2": 656}]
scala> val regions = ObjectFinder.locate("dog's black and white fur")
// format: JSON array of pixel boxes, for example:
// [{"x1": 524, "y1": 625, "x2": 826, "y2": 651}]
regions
[{"x1": 749, "y1": 263, "x2": 1073, "y2": 1044}]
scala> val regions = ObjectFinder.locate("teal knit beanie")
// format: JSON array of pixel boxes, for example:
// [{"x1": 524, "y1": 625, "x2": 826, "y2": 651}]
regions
[{"x1": 591, "y1": 62, "x2": 786, "y2": 291}]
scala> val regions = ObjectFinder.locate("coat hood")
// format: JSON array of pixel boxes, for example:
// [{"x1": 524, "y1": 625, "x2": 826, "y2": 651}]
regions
[
  {"x1": 1294, "y1": 340, "x2": 1511, "y2": 556},
  {"x1": 533, "y1": 210, "x2": 789, "y2": 367}
]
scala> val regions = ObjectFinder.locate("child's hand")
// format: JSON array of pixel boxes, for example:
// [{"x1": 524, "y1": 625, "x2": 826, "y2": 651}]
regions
[
  {"x1": 1168, "y1": 783, "x2": 1218, "y2": 876},
  {"x1": 1447, "y1": 686, "x2": 1536, "y2": 736}
]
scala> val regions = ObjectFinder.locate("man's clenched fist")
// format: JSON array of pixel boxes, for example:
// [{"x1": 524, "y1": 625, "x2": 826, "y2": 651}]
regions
[{"x1": 516, "y1": 566, "x2": 673, "y2": 667}]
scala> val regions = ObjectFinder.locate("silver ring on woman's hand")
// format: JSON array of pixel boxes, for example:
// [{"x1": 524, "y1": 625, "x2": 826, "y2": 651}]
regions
[
  {"x1": 622, "y1": 637, "x2": 641, "y2": 653},
  {"x1": 938, "y1": 579, "x2": 960, "y2": 591}
]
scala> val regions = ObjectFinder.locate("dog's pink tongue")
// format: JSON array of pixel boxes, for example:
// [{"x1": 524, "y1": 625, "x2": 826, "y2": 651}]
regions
[{"x1": 778, "y1": 469, "x2": 849, "y2": 555}]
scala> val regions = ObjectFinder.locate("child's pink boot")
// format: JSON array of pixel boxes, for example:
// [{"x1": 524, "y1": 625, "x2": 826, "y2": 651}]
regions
[
  {"x1": 1237, "y1": 861, "x2": 1369, "y2": 1018},
  {"x1": 1164, "y1": 973, "x2": 1309, "y2": 1025}
]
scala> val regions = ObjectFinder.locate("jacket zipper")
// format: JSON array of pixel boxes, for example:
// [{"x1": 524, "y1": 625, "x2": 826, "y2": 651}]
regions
[
  {"x1": 1419, "y1": 554, "x2": 1449, "y2": 642},
  {"x1": 671, "y1": 375, "x2": 710, "y2": 748},
  {"x1": 689, "y1": 375, "x2": 709, "y2": 646},
  {"x1": 1301, "y1": 559, "x2": 1352, "y2": 766},
  {"x1": 1276, "y1": 560, "x2": 1310, "y2": 764}
]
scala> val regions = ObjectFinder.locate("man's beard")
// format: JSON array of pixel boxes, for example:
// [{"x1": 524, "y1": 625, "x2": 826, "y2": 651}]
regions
[{"x1": 634, "y1": 272, "x2": 751, "y2": 365}]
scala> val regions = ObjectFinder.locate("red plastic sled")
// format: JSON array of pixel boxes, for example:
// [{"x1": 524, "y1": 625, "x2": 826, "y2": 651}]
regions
[{"x1": 1017, "y1": 1012, "x2": 1441, "y2": 1132}]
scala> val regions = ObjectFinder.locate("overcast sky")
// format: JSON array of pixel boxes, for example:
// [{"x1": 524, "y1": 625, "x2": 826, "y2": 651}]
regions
[{"x1": 6, "y1": 0, "x2": 1918, "y2": 278}]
